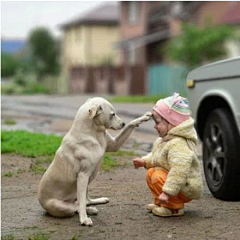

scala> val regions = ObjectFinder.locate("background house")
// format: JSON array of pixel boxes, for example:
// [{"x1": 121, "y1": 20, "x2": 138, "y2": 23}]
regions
[
  {"x1": 59, "y1": 3, "x2": 120, "y2": 93},
  {"x1": 59, "y1": 1, "x2": 239, "y2": 96},
  {"x1": 116, "y1": 1, "x2": 240, "y2": 96}
]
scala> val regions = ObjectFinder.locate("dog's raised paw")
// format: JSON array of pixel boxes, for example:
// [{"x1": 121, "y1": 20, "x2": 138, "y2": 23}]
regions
[
  {"x1": 143, "y1": 111, "x2": 152, "y2": 120},
  {"x1": 81, "y1": 217, "x2": 93, "y2": 226}
]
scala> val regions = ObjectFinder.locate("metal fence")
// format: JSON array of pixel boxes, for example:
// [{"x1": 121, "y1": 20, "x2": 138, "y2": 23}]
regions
[{"x1": 148, "y1": 64, "x2": 189, "y2": 96}]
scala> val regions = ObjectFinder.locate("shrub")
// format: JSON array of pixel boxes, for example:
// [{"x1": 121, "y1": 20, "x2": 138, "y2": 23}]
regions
[{"x1": 1, "y1": 53, "x2": 21, "y2": 77}]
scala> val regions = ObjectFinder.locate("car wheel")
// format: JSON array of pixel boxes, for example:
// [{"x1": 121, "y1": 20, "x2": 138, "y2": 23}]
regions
[{"x1": 203, "y1": 108, "x2": 240, "y2": 200}]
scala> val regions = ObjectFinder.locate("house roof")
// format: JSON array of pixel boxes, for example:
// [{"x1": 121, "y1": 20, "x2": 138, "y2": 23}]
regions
[
  {"x1": 60, "y1": 3, "x2": 119, "y2": 29},
  {"x1": 114, "y1": 30, "x2": 171, "y2": 49},
  {"x1": 220, "y1": 2, "x2": 240, "y2": 25}
]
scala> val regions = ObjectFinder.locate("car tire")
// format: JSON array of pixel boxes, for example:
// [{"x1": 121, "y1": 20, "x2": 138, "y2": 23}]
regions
[{"x1": 203, "y1": 108, "x2": 240, "y2": 200}]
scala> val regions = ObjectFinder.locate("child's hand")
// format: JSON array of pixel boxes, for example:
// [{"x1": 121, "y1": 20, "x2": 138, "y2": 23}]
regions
[
  {"x1": 158, "y1": 192, "x2": 169, "y2": 204},
  {"x1": 133, "y1": 158, "x2": 145, "y2": 169}
]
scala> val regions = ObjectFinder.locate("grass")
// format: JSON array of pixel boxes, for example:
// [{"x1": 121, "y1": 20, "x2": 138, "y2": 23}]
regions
[
  {"x1": 35, "y1": 155, "x2": 54, "y2": 165},
  {"x1": 109, "y1": 95, "x2": 166, "y2": 103},
  {"x1": 1, "y1": 82, "x2": 51, "y2": 95},
  {"x1": 17, "y1": 168, "x2": 26, "y2": 174},
  {"x1": 4, "y1": 171, "x2": 14, "y2": 177},
  {"x1": 70, "y1": 234, "x2": 82, "y2": 240},
  {"x1": 1, "y1": 130, "x2": 138, "y2": 173},
  {"x1": 1, "y1": 130, "x2": 62, "y2": 157},
  {"x1": 109, "y1": 150, "x2": 137, "y2": 156},
  {"x1": 1, "y1": 234, "x2": 15, "y2": 240},
  {"x1": 3, "y1": 119, "x2": 17, "y2": 125},
  {"x1": 30, "y1": 164, "x2": 47, "y2": 174},
  {"x1": 27, "y1": 233, "x2": 50, "y2": 240},
  {"x1": 102, "y1": 154, "x2": 120, "y2": 172}
]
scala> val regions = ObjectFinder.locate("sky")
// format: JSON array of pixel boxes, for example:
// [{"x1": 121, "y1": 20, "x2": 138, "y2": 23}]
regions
[{"x1": 1, "y1": 1, "x2": 117, "y2": 39}]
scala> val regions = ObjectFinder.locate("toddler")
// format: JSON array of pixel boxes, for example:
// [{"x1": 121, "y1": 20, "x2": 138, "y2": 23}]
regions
[{"x1": 133, "y1": 93, "x2": 203, "y2": 217}]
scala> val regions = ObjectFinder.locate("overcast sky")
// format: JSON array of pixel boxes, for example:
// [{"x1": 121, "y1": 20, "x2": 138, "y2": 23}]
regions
[{"x1": 1, "y1": 1, "x2": 118, "y2": 39}]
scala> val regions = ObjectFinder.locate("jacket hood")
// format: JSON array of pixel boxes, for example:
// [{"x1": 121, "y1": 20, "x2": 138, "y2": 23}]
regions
[{"x1": 164, "y1": 117, "x2": 198, "y2": 143}]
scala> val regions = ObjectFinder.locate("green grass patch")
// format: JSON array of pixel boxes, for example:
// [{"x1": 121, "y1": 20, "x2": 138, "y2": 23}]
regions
[
  {"x1": 24, "y1": 226, "x2": 39, "y2": 230},
  {"x1": 70, "y1": 234, "x2": 82, "y2": 240},
  {"x1": 3, "y1": 119, "x2": 17, "y2": 125},
  {"x1": 1, "y1": 235, "x2": 15, "y2": 240},
  {"x1": 1, "y1": 130, "x2": 62, "y2": 157},
  {"x1": 102, "y1": 154, "x2": 120, "y2": 172},
  {"x1": 1, "y1": 131, "x2": 137, "y2": 173},
  {"x1": 4, "y1": 171, "x2": 14, "y2": 177},
  {"x1": 109, "y1": 95, "x2": 166, "y2": 103},
  {"x1": 35, "y1": 155, "x2": 54, "y2": 165},
  {"x1": 30, "y1": 164, "x2": 47, "y2": 175},
  {"x1": 1, "y1": 82, "x2": 51, "y2": 95},
  {"x1": 109, "y1": 150, "x2": 137, "y2": 156},
  {"x1": 27, "y1": 233, "x2": 50, "y2": 240},
  {"x1": 17, "y1": 168, "x2": 26, "y2": 174}
]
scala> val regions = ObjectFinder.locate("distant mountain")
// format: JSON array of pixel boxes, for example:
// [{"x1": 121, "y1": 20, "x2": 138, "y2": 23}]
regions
[{"x1": 1, "y1": 39, "x2": 26, "y2": 54}]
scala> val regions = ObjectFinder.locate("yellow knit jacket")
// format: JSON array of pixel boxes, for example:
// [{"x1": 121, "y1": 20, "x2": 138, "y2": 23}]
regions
[{"x1": 143, "y1": 118, "x2": 203, "y2": 200}]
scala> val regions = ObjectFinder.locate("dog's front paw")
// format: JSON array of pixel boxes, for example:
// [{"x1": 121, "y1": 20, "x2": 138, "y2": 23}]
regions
[
  {"x1": 80, "y1": 217, "x2": 93, "y2": 226},
  {"x1": 142, "y1": 111, "x2": 152, "y2": 121},
  {"x1": 131, "y1": 111, "x2": 152, "y2": 126}
]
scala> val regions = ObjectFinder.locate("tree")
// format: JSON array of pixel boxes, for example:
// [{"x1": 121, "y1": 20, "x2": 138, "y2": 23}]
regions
[
  {"x1": 28, "y1": 27, "x2": 59, "y2": 81},
  {"x1": 165, "y1": 22, "x2": 235, "y2": 69}
]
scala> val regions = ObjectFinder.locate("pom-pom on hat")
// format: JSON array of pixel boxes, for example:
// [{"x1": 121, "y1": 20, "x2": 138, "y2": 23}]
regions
[{"x1": 153, "y1": 93, "x2": 191, "y2": 126}]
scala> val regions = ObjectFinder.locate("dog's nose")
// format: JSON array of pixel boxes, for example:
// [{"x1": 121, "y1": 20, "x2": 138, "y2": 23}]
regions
[{"x1": 121, "y1": 122, "x2": 125, "y2": 128}]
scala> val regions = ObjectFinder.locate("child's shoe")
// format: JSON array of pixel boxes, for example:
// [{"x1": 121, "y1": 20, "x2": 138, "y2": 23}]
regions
[
  {"x1": 152, "y1": 207, "x2": 184, "y2": 217},
  {"x1": 146, "y1": 203, "x2": 159, "y2": 211}
]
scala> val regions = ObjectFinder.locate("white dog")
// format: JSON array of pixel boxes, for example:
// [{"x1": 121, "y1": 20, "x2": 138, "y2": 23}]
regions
[{"x1": 38, "y1": 97, "x2": 151, "y2": 226}]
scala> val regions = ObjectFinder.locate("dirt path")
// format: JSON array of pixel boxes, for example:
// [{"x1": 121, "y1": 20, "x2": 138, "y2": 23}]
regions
[{"x1": 2, "y1": 154, "x2": 240, "y2": 240}]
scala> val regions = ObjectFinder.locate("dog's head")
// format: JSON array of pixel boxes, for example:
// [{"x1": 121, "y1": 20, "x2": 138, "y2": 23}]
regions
[{"x1": 88, "y1": 97, "x2": 125, "y2": 130}]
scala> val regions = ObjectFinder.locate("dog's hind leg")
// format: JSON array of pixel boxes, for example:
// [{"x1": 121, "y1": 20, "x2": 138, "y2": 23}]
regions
[
  {"x1": 44, "y1": 199, "x2": 77, "y2": 218},
  {"x1": 86, "y1": 193, "x2": 109, "y2": 205},
  {"x1": 74, "y1": 200, "x2": 99, "y2": 215}
]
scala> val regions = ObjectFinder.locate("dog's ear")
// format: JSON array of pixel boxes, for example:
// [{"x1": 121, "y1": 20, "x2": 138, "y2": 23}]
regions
[{"x1": 89, "y1": 105, "x2": 102, "y2": 119}]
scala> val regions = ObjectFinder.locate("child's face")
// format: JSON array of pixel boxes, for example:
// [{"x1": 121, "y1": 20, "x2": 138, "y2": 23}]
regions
[{"x1": 152, "y1": 110, "x2": 173, "y2": 137}]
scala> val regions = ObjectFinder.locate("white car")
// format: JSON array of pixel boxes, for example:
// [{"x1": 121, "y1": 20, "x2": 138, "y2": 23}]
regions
[{"x1": 186, "y1": 57, "x2": 240, "y2": 201}]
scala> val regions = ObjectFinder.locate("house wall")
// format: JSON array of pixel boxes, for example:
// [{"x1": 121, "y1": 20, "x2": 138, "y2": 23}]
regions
[
  {"x1": 87, "y1": 25, "x2": 120, "y2": 66},
  {"x1": 120, "y1": 2, "x2": 147, "y2": 40},
  {"x1": 62, "y1": 25, "x2": 120, "y2": 67},
  {"x1": 120, "y1": 2, "x2": 163, "y2": 65},
  {"x1": 189, "y1": 1, "x2": 234, "y2": 26},
  {"x1": 61, "y1": 24, "x2": 120, "y2": 93}
]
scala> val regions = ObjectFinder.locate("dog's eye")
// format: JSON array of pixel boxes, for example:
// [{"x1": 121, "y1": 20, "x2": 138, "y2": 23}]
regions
[{"x1": 110, "y1": 113, "x2": 115, "y2": 119}]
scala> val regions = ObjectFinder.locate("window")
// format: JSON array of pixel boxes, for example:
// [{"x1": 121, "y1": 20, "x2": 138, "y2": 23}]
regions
[
  {"x1": 128, "y1": 2, "x2": 139, "y2": 24},
  {"x1": 128, "y1": 45, "x2": 137, "y2": 64}
]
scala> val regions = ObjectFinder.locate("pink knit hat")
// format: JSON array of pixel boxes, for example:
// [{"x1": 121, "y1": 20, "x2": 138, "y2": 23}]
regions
[{"x1": 153, "y1": 93, "x2": 191, "y2": 126}]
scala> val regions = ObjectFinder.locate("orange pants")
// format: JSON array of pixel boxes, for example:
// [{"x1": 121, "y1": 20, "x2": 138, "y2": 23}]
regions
[{"x1": 146, "y1": 168, "x2": 191, "y2": 209}]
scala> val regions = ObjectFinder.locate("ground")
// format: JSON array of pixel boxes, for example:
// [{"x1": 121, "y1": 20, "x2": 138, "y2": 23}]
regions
[
  {"x1": 2, "y1": 95, "x2": 240, "y2": 240},
  {"x1": 2, "y1": 152, "x2": 240, "y2": 240}
]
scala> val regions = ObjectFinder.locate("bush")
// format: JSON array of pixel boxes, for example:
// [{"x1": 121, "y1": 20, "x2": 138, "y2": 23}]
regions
[
  {"x1": 13, "y1": 69, "x2": 28, "y2": 86},
  {"x1": 165, "y1": 23, "x2": 235, "y2": 68},
  {"x1": 22, "y1": 82, "x2": 51, "y2": 94},
  {"x1": 2, "y1": 71, "x2": 51, "y2": 95},
  {"x1": 1, "y1": 53, "x2": 21, "y2": 77}
]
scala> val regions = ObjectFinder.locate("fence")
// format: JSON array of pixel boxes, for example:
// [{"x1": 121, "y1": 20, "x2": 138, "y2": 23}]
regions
[
  {"x1": 69, "y1": 65, "x2": 146, "y2": 95},
  {"x1": 147, "y1": 64, "x2": 189, "y2": 96}
]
